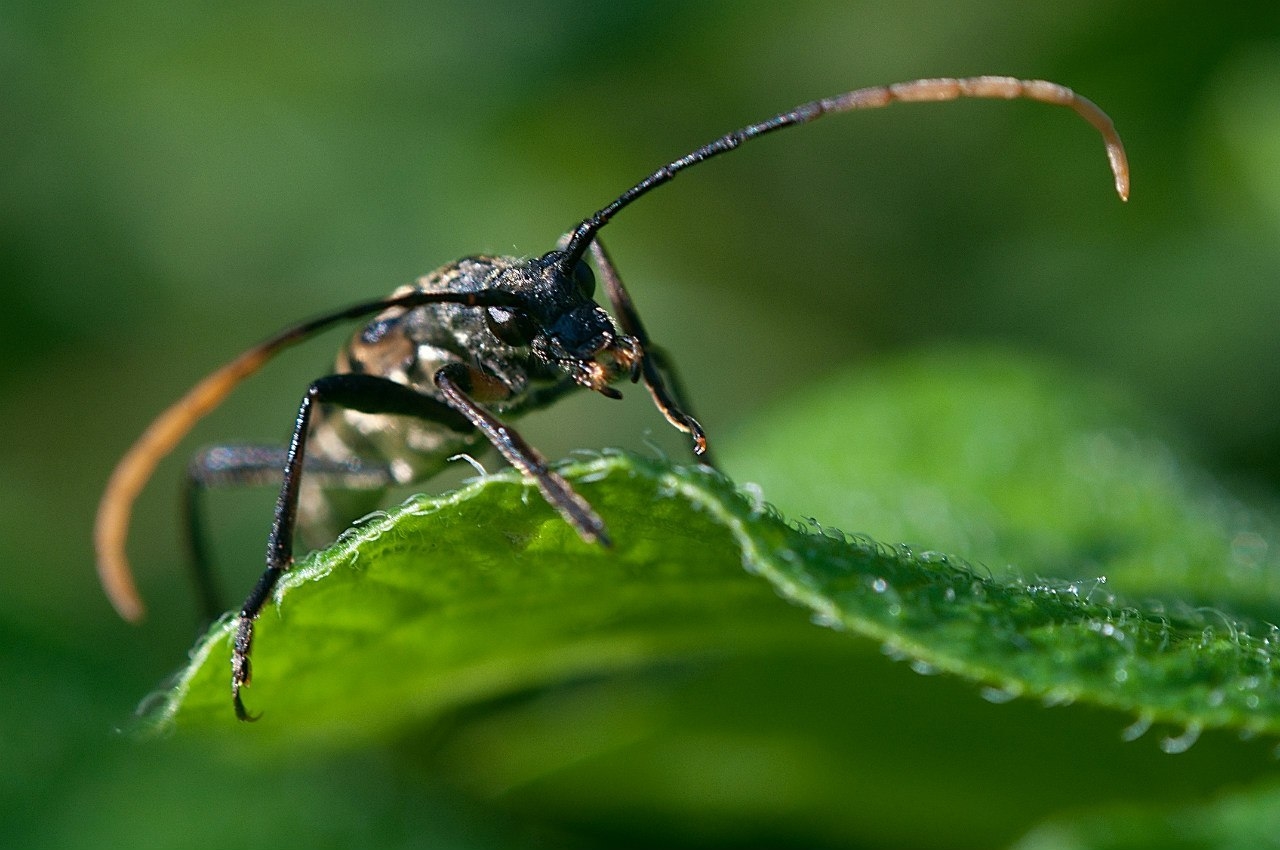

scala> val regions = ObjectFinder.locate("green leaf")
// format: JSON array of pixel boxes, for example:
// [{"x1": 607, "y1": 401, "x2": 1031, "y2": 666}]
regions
[
  {"x1": 151, "y1": 348, "x2": 1280, "y2": 748},
  {"x1": 152, "y1": 452, "x2": 820, "y2": 745}
]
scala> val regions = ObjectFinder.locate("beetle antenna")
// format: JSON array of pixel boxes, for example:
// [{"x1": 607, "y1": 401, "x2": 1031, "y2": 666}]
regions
[
  {"x1": 562, "y1": 76, "x2": 1129, "y2": 264},
  {"x1": 95, "y1": 288, "x2": 524, "y2": 621}
]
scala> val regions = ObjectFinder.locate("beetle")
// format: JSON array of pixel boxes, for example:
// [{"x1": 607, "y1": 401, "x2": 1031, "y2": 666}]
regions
[{"x1": 95, "y1": 76, "x2": 1130, "y2": 720}]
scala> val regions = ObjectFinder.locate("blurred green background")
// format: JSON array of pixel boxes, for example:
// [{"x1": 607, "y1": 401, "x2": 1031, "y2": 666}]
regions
[{"x1": 4, "y1": 1, "x2": 1280, "y2": 847}]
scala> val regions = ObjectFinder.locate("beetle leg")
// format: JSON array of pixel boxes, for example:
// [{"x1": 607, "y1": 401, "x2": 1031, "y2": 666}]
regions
[
  {"x1": 232, "y1": 374, "x2": 473, "y2": 721},
  {"x1": 184, "y1": 445, "x2": 393, "y2": 624},
  {"x1": 434, "y1": 362, "x2": 610, "y2": 548},
  {"x1": 588, "y1": 238, "x2": 713, "y2": 466}
]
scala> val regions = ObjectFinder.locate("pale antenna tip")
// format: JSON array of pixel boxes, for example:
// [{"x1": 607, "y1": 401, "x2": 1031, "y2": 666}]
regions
[
  {"x1": 1107, "y1": 142, "x2": 1131, "y2": 202},
  {"x1": 99, "y1": 553, "x2": 148, "y2": 623}
]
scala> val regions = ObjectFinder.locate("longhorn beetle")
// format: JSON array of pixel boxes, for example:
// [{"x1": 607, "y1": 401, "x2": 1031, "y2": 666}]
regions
[{"x1": 95, "y1": 76, "x2": 1130, "y2": 720}]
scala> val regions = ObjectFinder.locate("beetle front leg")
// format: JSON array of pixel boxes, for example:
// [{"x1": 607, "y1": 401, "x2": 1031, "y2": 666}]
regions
[
  {"x1": 434, "y1": 363, "x2": 610, "y2": 547},
  {"x1": 587, "y1": 238, "x2": 713, "y2": 466},
  {"x1": 231, "y1": 374, "x2": 473, "y2": 721},
  {"x1": 185, "y1": 445, "x2": 395, "y2": 625},
  {"x1": 185, "y1": 446, "x2": 291, "y2": 626}
]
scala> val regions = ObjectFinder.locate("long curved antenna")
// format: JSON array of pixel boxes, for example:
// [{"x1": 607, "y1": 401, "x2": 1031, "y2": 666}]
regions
[
  {"x1": 95, "y1": 288, "x2": 523, "y2": 622},
  {"x1": 562, "y1": 76, "x2": 1130, "y2": 264}
]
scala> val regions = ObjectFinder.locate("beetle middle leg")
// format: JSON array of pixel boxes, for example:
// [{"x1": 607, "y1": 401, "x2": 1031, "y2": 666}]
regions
[
  {"x1": 434, "y1": 362, "x2": 610, "y2": 547},
  {"x1": 231, "y1": 373, "x2": 474, "y2": 720}
]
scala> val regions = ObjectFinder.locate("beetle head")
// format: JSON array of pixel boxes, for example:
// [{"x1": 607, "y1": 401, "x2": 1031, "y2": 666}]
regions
[{"x1": 486, "y1": 251, "x2": 639, "y2": 397}]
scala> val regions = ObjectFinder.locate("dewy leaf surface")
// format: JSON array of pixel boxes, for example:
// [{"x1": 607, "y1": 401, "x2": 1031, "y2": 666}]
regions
[
  {"x1": 727, "y1": 348, "x2": 1280, "y2": 622},
  {"x1": 153, "y1": 347, "x2": 1280, "y2": 746}
]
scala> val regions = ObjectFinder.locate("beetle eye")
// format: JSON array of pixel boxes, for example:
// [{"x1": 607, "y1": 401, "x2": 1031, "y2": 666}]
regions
[
  {"x1": 572, "y1": 260, "x2": 596, "y2": 298},
  {"x1": 485, "y1": 306, "x2": 539, "y2": 347}
]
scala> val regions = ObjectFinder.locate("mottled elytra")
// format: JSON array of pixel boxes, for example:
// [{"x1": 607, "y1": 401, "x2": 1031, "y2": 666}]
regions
[{"x1": 95, "y1": 76, "x2": 1130, "y2": 720}]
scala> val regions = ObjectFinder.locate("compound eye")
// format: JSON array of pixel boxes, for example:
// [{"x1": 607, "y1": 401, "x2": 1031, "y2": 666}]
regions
[
  {"x1": 572, "y1": 260, "x2": 596, "y2": 298},
  {"x1": 485, "y1": 306, "x2": 540, "y2": 347}
]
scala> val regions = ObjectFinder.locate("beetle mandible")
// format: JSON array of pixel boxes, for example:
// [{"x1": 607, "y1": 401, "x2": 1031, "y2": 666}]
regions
[{"x1": 95, "y1": 76, "x2": 1130, "y2": 720}]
